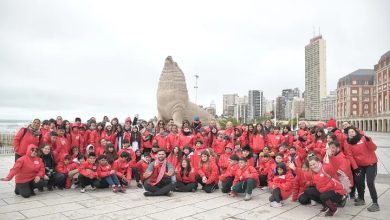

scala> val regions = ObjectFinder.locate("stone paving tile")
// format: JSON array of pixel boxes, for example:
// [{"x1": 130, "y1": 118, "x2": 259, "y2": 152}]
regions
[
  {"x1": 109, "y1": 204, "x2": 165, "y2": 219},
  {"x1": 0, "y1": 200, "x2": 45, "y2": 213},
  {"x1": 2, "y1": 191, "x2": 64, "y2": 204},
  {"x1": 148, "y1": 205, "x2": 205, "y2": 220},
  {"x1": 192, "y1": 206, "x2": 247, "y2": 219},
  {"x1": 27, "y1": 213, "x2": 70, "y2": 220},
  {"x1": 0, "y1": 211, "x2": 26, "y2": 220},
  {"x1": 192, "y1": 195, "x2": 242, "y2": 210},
  {"x1": 40, "y1": 194, "x2": 94, "y2": 206},
  {"x1": 62, "y1": 204, "x2": 124, "y2": 220},
  {"x1": 0, "y1": 199, "x2": 7, "y2": 207},
  {"x1": 78, "y1": 215, "x2": 112, "y2": 220},
  {"x1": 20, "y1": 203, "x2": 85, "y2": 218},
  {"x1": 76, "y1": 195, "x2": 128, "y2": 208}
]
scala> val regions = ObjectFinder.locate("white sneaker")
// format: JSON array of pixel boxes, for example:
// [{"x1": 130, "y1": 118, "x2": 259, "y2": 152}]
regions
[
  {"x1": 80, "y1": 188, "x2": 86, "y2": 193},
  {"x1": 311, "y1": 200, "x2": 317, "y2": 206},
  {"x1": 91, "y1": 186, "x2": 96, "y2": 191},
  {"x1": 270, "y1": 201, "x2": 282, "y2": 208}
]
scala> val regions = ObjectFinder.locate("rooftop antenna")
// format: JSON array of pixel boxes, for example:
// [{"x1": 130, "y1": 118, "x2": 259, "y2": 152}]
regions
[
  {"x1": 194, "y1": 75, "x2": 199, "y2": 104},
  {"x1": 319, "y1": 27, "x2": 321, "y2": 36},
  {"x1": 313, "y1": 26, "x2": 316, "y2": 37}
]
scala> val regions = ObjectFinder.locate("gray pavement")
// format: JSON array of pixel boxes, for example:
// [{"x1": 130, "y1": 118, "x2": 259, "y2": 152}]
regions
[{"x1": 0, "y1": 132, "x2": 389, "y2": 220}]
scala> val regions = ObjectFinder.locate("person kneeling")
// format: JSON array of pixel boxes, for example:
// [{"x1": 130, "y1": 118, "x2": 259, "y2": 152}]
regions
[
  {"x1": 97, "y1": 155, "x2": 124, "y2": 193},
  {"x1": 268, "y1": 163, "x2": 294, "y2": 207},
  {"x1": 143, "y1": 149, "x2": 175, "y2": 196},
  {"x1": 230, "y1": 157, "x2": 259, "y2": 201},
  {"x1": 175, "y1": 158, "x2": 198, "y2": 192},
  {"x1": 1, "y1": 144, "x2": 47, "y2": 198}
]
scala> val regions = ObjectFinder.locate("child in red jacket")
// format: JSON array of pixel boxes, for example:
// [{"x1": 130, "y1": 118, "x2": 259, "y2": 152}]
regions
[
  {"x1": 136, "y1": 152, "x2": 151, "y2": 186},
  {"x1": 55, "y1": 155, "x2": 79, "y2": 189},
  {"x1": 196, "y1": 150, "x2": 219, "y2": 193},
  {"x1": 218, "y1": 143, "x2": 234, "y2": 175},
  {"x1": 257, "y1": 153, "x2": 275, "y2": 188},
  {"x1": 174, "y1": 158, "x2": 198, "y2": 192},
  {"x1": 220, "y1": 154, "x2": 240, "y2": 193},
  {"x1": 78, "y1": 152, "x2": 99, "y2": 193},
  {"x1": 269, "y1": 162, "x2": 294, "y2": 207},
  {"x1": 113, "y1": 151, "x2": 133, "y2": 187},
  {"x1": 289, "y1": 160, "x2": 314, "y2": 204},
  {"x1": 230, "y1": 157, "x2": 259, "y2": 201},
  {"x1": 97, "y1": 155, "x2": 124, "y2": 193}
]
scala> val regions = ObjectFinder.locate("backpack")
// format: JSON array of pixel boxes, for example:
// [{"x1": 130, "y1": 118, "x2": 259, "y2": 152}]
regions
[{"x1": 20, "y1": 128, "x2": 43, "y2": 143}]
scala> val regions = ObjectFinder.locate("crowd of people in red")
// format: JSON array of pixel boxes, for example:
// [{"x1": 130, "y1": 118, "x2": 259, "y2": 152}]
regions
[{"x1": 0, "y1": 115, "x2": 381, "y2": 216}]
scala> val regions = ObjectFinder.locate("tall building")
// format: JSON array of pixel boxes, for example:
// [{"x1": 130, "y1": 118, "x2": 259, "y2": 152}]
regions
[
  {"x1": 375, "y1": 51, "x2": 390, "y2": 116},
  {"x1": 205, "y1": 101, "x2": 217, "y2": 117},
  {"x1": 248, "y1": 90, "x2": 265, "y2": 120},
  {"x1": 235, "y1": 96, "x2": 249, "y2": 123},
  {"x1": 305, "y1": 35, "x2": 327, "y2": 120},
  {"x1": 281, "y1": 88, "x2": 301, "y2": 119},
  {"x1": 336, "y1": 69, "x2": 375, "y2": 119},
  {"x1": 223, "y1": 94, "x2": 239, "y2": 117},
  {"x1": 320, "y1": 90, "x2": 336, "y2": 120},
  {"x1": 291, "y1": 97, "x2": 305, "y2": 119},
  {"x1": 275, "y1": 96, "x2": 284, "y2": 120}
]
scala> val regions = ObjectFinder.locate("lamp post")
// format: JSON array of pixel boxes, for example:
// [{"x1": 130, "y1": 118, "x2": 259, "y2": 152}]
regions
[{"x1": 194, "y1": 75, "x2": 199, "y2": 104}]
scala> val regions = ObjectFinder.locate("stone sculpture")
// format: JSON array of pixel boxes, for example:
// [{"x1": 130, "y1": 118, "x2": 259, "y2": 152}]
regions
[{"x1": 157, "y1": 56, "x2": 215, "y2": 126}]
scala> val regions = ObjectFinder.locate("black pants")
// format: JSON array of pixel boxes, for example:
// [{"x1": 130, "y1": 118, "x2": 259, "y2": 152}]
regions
[
  {"x1": 221, "y1": 176, "x2": 234, "y2": 193},
  {"x1": 355, "y1": 163, "x2": 378, "y2": 203},
  {"x1": 144, "y1": 178, "x2": 173, "y2": 196},
  {"x1": 302, "y1": 186, "x2": 342, "y2": 205},
  {"x1": 259, "y1": 175, "x2": 268, "y2": 187},
  {"x1": 132, "y1": 167, "x2": 140, "y2": 182},
  {"x1": 79, "y1": 174, "x2": 108, "y2": 188},
  {"x1": 15, "y1": 180, "x2": 47, "y2": 198},
  {"x1": 269, "y1": 188, "x2": 282, "y2": 203},
  {"x1": 298, "y1": 192, "x2": 311, "y2": 205},
  {"x1": 175, "y1": 181, "x2": 198, "y2": 192},
  {"x1": 196, "y1": 175, "x2": 217, "y2": 193},
  {"x1": 53, "y1": 173, "x2": 67, "y2": 188},
  {"x1": 15, "y1": 153, "x2": 22, "y2": 162}
]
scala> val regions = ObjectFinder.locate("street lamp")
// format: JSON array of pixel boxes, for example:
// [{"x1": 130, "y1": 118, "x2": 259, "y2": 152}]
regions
[{"x1": 194, "y1": 75, "x2": 199, "y2": 104}]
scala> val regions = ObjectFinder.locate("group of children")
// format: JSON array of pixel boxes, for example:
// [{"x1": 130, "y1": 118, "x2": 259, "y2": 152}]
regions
[{"x1": 1, "y1": 116, "x2": 380, "y2": 217}]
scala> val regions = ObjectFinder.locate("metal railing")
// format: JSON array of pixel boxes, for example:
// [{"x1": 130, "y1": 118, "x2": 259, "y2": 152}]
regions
[{"x1": 0, "y1": 133, "x2": 15, "y2": 155}]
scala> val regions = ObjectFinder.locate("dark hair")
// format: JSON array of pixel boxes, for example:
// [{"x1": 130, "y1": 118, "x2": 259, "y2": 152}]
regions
[
  {"x1": 275, "y1": 153, "x2": 284, "y2": 159},
  {"x1": 263, "y1": 153, "x2": 270, "y2": 158},
  {"x1": 97, "y1": 154, "x2": 107, "y2": 161},
  {"x1": 64, "y1": 155, "x2": 71, "y2": 160},
  {"x1": 156, "y1": 148, "x2": 166, "y2": 154},
  {"x1": 88, "y1": 152, "x2": 96, "y2": 158},
  {"x1": 328, "y1": 141, "x2": 340, "y2": 148},
  {"x1": 242, "y1": 145, "x2": 251, "y2": 152},
  {"x1": 230, "y1": 154, "x2": 239, "y2": 161},
  {"x1": 276, "y1": 162, "x2": 287, "y2": 175},
  {"x1": 180, "y1": 158, "x2": 192, "y2": 177},
  {"x1": 289, "y1": 146, "x2": 296, "y2": 151},
  {"x1": 120, "y1": 151, "x2": 131, "y2": 162},
  {"x1": 50, "y1": 131, "x2": 58, "y2": 137},
  {"x1": 75, "y1": 117, "x2": 81, "y2": 122},
  {"x1": 78, "y1": 154, "x2": 86, "y2": 161},
  {"x1": 123, "y1": 139, "x2": 130, "y2": 144},
  {"x1": 239, "y1": 157, "x2": 248, "y2": 163},
  {"x1": 42, "y1": 120, "x2": 50, "y2": 125}
]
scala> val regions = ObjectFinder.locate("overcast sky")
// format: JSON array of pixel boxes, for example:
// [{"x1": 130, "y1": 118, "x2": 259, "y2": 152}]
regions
[{"x1": 0, "y1": 0, "x2": 389, "y2": 122}]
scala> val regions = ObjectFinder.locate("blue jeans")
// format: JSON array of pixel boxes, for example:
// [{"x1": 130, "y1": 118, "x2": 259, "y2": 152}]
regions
[{"x1": 104, "y1": 174, "x2": 120, "y2": 186}]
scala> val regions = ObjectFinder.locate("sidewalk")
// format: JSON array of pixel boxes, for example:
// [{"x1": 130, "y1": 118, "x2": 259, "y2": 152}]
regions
[{"x1": 0, "y1": 154, "x2": 389, "y2": 220}]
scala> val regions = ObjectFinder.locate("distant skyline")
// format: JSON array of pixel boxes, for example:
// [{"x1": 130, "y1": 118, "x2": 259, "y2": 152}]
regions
[{"x1": 1, "y1": 0, "x2": 389, "y2": 121}]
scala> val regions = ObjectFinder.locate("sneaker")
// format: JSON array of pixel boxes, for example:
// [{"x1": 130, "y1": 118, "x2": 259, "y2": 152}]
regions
[
  {"x1": 91, "y1": 186, "x2": 96, "y2": 191},
  {"x1": 143, "y1": 192, "x2": 153, "y2": 197},
  {"x1": 260, "y1": 186, "x2": 267, "y2": 190},
  {"x1": 311, "y1": 200, "x2": 317, "y2": 206},
  {"x1": 320, "y1": 206, "x2": 329, "y2": 212},
  {"x1": 136, "y1": 183, "x2": 143, "y2": 188},
  {"x1": 80, "y1": 188, "x2": 86, "y2": 193},
  {"x1": 338, "y1": 195, "x2": 348, "y2": 207},
  {"x1": 367, "y1": 203, "x2": 380, "y2": 212},
  {"x1": 354, "y1": 198, "x2": 366, "y2": 206},
  {"x1": 113, "y1": 186, "x2": 119, "y2": 193},
  {"x1": 210, "y1": 184, "x2": 218, "y2": 192},
  {"x1": 350, "y1": 194, "x2": 356, "y2": 200},
  {"x1": 325, "y1": 208, "x2": 338, "y2": 217},
  {"x1": 230, "y1": 192, "x2": 237, "y2": 197},
  {"x1": 165, "y1": 192, "x2": 172, "y2": 197},
  {"x1": 119, "y1": 186, "x2": 126, "y2": 193},
  {"x1": 270, "y1": 201, "x2": 282, "y2": 208},
  {"x1": 244, "y1": 193, "x2": 252, "y2": 201},
  {"x1": 47, "y1": 186, "x2": 53, "y2": 191},
  {"x1": 38, "y1": 187, "x2": 44, "y2": 192}
]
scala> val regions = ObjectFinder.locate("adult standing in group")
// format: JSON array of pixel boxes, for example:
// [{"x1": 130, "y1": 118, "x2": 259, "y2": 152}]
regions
[
  {"x1": 344, "y1": 127, "x2": 380, "y2": 212},
  {"x1": 1, "y1": 144, "x2": 47, "y2": 198},
  {"x1": 143, "y1": 149, "x2": 175, "y2": 196},
  {"x1": 13, "y1": 119, "x2": 42, "y2": 161}
]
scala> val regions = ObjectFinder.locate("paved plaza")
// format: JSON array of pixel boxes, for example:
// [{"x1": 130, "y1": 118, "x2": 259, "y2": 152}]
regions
[{"x1": 0, "y1": 132, "x2": 389, "y2": 220}]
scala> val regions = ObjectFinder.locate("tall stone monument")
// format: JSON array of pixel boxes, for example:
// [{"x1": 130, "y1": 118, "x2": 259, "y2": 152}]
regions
[{"x1": 157, "y1": 56, "x2": 215, "y2": 126}]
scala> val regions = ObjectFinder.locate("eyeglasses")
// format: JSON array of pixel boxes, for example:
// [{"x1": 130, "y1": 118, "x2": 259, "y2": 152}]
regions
[{"x1": 31, "y1": 148, "x2": 38, "y2": 152}]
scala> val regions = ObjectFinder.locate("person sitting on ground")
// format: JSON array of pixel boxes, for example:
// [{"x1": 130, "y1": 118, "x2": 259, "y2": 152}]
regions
[
  {"x1": 39, "y1": 144, "x2": 56, "y2": 191},
  {"x1": 257, "y1": 153, "x2": 275, "y2": 189},
  {"x1": 1, "y1": 144, "x2": 47, "y2": 198},
  {"x1": 174, "y1": 158, "x2": 198, "y2": 192},
  {"x1": 268, "y1": 162, "x2": 294, "y2": 207},
  {"x1": 220, "y1": 154, "x2": 240, "y2": 193},
  {"x1": 230, "y1": 157, "x2": 259, "y2": 201},
  {"x1": 97, "y1": 155, "x2": 124, "y2": 193},
  {"x1": 54, "y1": 154, "x2": 79, "y2": 189},
  {"x1": 196, "y1": 150, "x2": 219, "y2": 193},
  {"x1": 143, "y1": 149, "x2": 175, "y2": 197},
  {"x1": 78, "y1": 152, "x2": 100, "y2": 193},
  {"x1": 113, "y1": 151, "x2": 133, "y2": 187}
]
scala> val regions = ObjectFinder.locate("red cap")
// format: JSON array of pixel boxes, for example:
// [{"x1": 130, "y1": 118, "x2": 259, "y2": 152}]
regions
[{"x1": 326, "y1": 118, "x2": 337, "y2": 128}]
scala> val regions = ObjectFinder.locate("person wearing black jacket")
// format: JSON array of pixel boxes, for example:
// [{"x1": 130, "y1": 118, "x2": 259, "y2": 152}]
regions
[{"x1": 40, "y1": 144, "x2": 56, "y2": 191}]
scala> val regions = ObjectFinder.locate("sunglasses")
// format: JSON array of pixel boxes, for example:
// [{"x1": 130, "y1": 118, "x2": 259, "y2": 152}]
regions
[{"x1": 31, "y1": 148, "x2": 38, "y2": 152}]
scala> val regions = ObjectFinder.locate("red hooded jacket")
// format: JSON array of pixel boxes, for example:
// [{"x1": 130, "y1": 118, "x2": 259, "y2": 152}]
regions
[
  {"x1": 13, "y1": 128, "x2": 41, "y2": 156},
  {"x1": 343, "y1": 136, "x2": 377, "y2": 170},
  {"x1": 292, "y1": 168, "x2": 313, "y2": 201},
  {"x1": 252, "y1": 133, "x2": 266, "y2": 153},
  {"x1": 212, "y1": 139, "x2": 227, "y2": 156},
  {"x1": 78, "y1": 160, "x2": 98, "y2": 178},
  {"x1": 270, "y1": 173, "x2": 294, "y2": 200},
  {"x1": 113, "y1": 159, "x2": 132, "y2": 180},
  {"x1": 175, "y1": 167, "x2": 197, "y2": 183},
  {"x1": 197, "y1": 161, "x2": 219, "y2": 184},
  {"x1": 232, "y1": 165, "x2": 259, "y2": 186}
]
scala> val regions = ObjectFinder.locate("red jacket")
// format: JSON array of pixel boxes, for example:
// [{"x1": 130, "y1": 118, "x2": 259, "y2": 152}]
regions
[
  {"x1": 56, "y1": 161, "x2": 78, "y2": 174},
  {"x1": 148, "y1": 160, "x2": 174, "y2": 185},
  {"x1": 284, "y1": 154, "x2": 302, "y2": 170},
  {"x1": 141, "y1": 130, "x2": 154, "y2": 149},
  {"x1": 167, "y1": 133, "x2": 180, "y2": 152},
  {"x1": 101, "y1": 131, "x2": 116, "y2": 145},
  {"x1": 292, "y1": 168, "x2": 313, "y2": 201},
  {"x1": 117, "y1": 148, "x2": 136, "y2": 165},
  {"x1": 220, "y1": 163, "x2": 239, "y2": 182},
  {"x1": 257, "y1": 157, "x2": 275, "y2": 176},
  {"x1": 54, "y1": 135, "x2": 71, "y2": 162},
  {"x1": 97, "y1": 163, "x2": 114, "y2": 178},
  {"x1": 313, "y1": 163, "x2": 344, "y2": 195},
  {"x1": 6, "y1": 144, "x2": 45, "y2": 183},
  {"x1": 343, "y1": 136, "x2": 377, "y2": 170},
  {"x1": 232, "y1": 165, "x2": 259, "y2": 186},
  {"x1": 71, "y1": 133, "x2": 84, "y2": 151},
  {"x1": 197, "y1": 161, "x2": 219, "y2": 184},
  {"x1": 270, "y1": 173, "x2": 294, "y2": 200},
  {"x1": 136, "y1": 159, "x2": 149, "y2": 182},
  {"x1": 13, "y1": 128, "x2": 41, "y2": 156},
  {"x1": 78, "y1": 161, "x2": 98, "y2": 178},
  {"x1": 167, "y1": 153, "x2": 182, "y2": 169},
  {"x1": 218, "y1": 151, "x2": 233, "y2": 174},
  {"x1": 283, "y1": 132, "x2": 294, "y2": 147},
  {"x1": 178, "y1": 134, "x2": 195, "y2": 150},
  {"x1": 154, "y1": 134, "x2": 169, "y2": 152},
  {"x1": 87, "y1": 130, "x2": 99, "y2": 147},
  {"x1": 252, "y1": 134, "x2": 266, "y2": 153},
  {"x1": 212, "y1": 139, "x2": 227, "y2": 156},
  {"x1": 113, "y1": 159, "x2": 132, "y2": 180},
  {"x1": 329, "y1": 151, "x2": 354, "y2": 186},
  {"x1": 175, "y1": 167, "x2": 197, "y2": 183},
  {"x1": 239, "y1": 131, "x2": 254, "y2": 148},
  {"x1": 190, "y1": 147, "x2": 206, "y2": 169},
  {"x1": 307, "y1": 139, "x2": 326, "y2": 159},
  {"x1": 267, "y1": 133, "x2": 285, "y2": 154}
]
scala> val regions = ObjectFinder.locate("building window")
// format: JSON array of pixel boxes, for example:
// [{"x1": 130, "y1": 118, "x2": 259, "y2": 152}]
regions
[
  {"x1": 352, "y1": 80, "x2": 357, "y2": 85},
  {"x1": 363, "y1": 97, "x2": 370, "y2": 102},
  {"x1": 363, "y1": 90, "x2": 370, "y2": 94},
  {"x1": 352, "y1": 97, "x2": 358, "y2": 101},
  {"x1": 352, "y1": 104, "x2": 357, "y2": 109},
  {"x1": 352, "y1": 110, "x2": 357, "y2": 115},
  {"x1": 364, "y1": 104, "x2": 369, "y2": 109},
  {"x1": 352, "y1": 90, "x2": 358, "y2": 94}
]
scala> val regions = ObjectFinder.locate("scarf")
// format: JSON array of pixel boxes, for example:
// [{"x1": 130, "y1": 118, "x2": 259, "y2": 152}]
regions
[
  {"x1": 29, "y1": 125, "x2": 41, "y2": 137},
  {"x1": 152, "y1": 159, "x2": 167, "y2": 186}
]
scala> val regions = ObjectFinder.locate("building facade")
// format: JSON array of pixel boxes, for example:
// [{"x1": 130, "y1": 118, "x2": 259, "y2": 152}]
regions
[
  {"x1": 223, "y1": 94, "x2": 239, "y2": 117},
  {"x1": 305, "y1": 35, "x2": 327, "y2": 120},
  {"x1": 248, "y1": 90, "x2": 265, "y2": 120},
  {"x1": 320, "y1": 90, "x2": 336, "y2": 120},
  {"x1": 336, "y1": 51, "x2": 390, "y2": 132},
  {"x1": 291, "y1": 97, "x2": 305, "y2": 119}
]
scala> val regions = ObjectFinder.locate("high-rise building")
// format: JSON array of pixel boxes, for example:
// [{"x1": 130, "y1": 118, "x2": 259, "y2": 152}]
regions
[
  {"x1": 248, "y1": 90, "x2": 265, "y2": 120},
  {"x1": 305, "y1": 35, "x2": 327, "y2": 120},
  {"x1": 281, "y1": 88, "x2": 301, "y2": 119},
  {"x1": 275, "y1": 96, "x2": 284, "y2": 120},
  {"x1": 235, "y1": 96, "x2": 249, "y2": 123},
  {"x1": 291, "y1": 97, "x2": 305, "y2": 119},
  {"x1": 223, "y1": 94, "x2": 239, "y2": 117},
  {"x1": 320, "y1": 90, "x2": 336, "y2": 120}
]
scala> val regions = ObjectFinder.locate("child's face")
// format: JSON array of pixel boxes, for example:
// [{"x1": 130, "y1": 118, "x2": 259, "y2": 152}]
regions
[
  {"x1": 275, "y1": 156, "x2": 283, "y2": 163},
  {"x1": 174, "y1": 147, "x2": 179, "y2": 153},
  {"x1": 120, "y1": 157, "x2": 127, "y2": 162},
  {"x1": 109, "y1": 147, "x2": 114, "y2": 152},
  {"x1": 196, "y1": 143, "x2": 202, "y2": 148},
  {"x1": 242, "y1": 151, "x2": 249, "y2": 157},
  {"x1": 64, "y1": 159, "x2": 70, "y2": 165},
  {"x1": 277, "y1": 167, "x2": 284, "y2": 175},
  {"x1": 263, "y1": 157, "x2": 270, "y2": 162},
  {"x1": 145, "y1": 156, "x2": 151, "y2": 163},
  {"x1": 225, "y1": 148, "x2": 232, "y2": 153},
  {"x1": 263, "y1": 148, "x2": 269, "y2": 153},
  {"x1": 229, "y1": 159, "x2": 238, "y2": 165},
  {"x1": 279, "y1": 147, "x2": 285, "y2": 153},
  {"x1": 183, "y1": 149, "x2": 190, "y2": 154},
  {"x1": 88, "y1": 157, "x2": 96, "y2": 164},
  {"x1": 181, "y1": 160, "x2": 188, "y2": 168},
  {"x1": 79, "y1": 158, "x2": 85, "y2": 163},
  {"x1": 99, "y1": 159, "x2": 107, "y2": 165},
  {"x1": 72, "y1": 148, "x2": 79, "y2": 154},
  {"x1": 290, "y1": 148, "x2": 296, "y2": 155},
  {"x1": 201, "y1": 155, "x2": 208, "y2": 162},
  {"x1": 302, "y1": 165, "x2": 309, "y2": 172},
  {"x1": 136, "y1": 151, "x2": 141, "y2": 156},
  {"x1": 123, "y1": 143, "x2": 130, "y2": 148},
  {"x1": 238, "y1": 160, "x2": 246, "y2": 168},
  {"x1": 274, "y1": 129, "x2": 280, "y2": 134}
]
